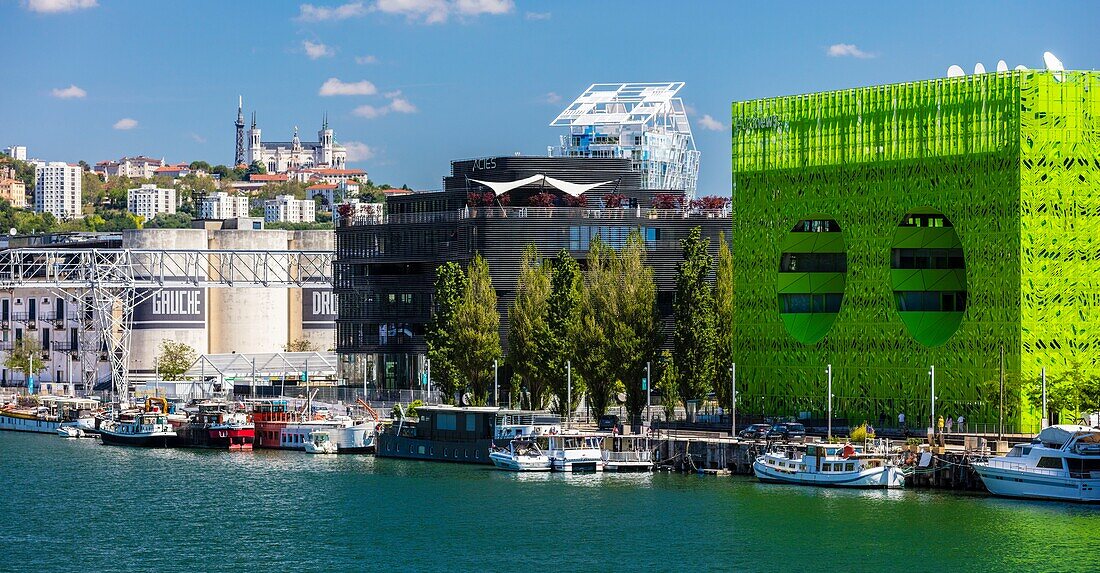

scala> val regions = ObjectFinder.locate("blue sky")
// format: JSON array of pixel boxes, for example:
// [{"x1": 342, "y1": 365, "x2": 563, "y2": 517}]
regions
[{"x1": 3, "y1": 0, "x2": 1098, "y2": 195}]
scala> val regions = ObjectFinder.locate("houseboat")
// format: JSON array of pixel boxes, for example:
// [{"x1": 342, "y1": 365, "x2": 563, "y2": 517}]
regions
[
  {"x1": 753, "y1": 443, "x2": 906, "y2": 488},
  {"x1": 546, "y1": 434, "x2": 605, "y2": 472},
  {"x1": 972, "y1": 425, "x2": 1100, "y2": 502},
  {"x1": 377, "y1": 406, "x2": 559, "y2": 464},
  {"x1": 602, "y1": 435, "x2": 655, "y2": 472},
  {"x1": 248, "y1": 399, "x2": 299, "y2": 449},
  {"x1": 278, "y1": 418, "x2": 376, "y2": 452},
  {"x1": 0, "y1": 396, "x2": 100, "y2": 435},
  {"x1": 99, "y1": 411, "x2": 177, "y2": 448},
  {"x1": 173, "y1": 402, "x2": 254, "y2": 450}
]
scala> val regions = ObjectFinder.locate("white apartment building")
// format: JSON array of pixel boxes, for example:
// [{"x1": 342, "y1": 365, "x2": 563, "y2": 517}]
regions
[
  {"x1": 198, "y1": 192, "x2": 250, "y2": 219},
  {"x1": 127, "y1": 184, "x2": 176, "y2": 221},
  {"x1": 264, "y1": 194, "x2": 315, "y2": 223},
  {"x1": 93, "y1": 156, "x2": 164, "y2": 180},
  {"x1": 4, "y1": 146, "x2": 27, "y2": 161},
  {"x1": 33, "y1": 162, "x2": 83, "y2": 220}
]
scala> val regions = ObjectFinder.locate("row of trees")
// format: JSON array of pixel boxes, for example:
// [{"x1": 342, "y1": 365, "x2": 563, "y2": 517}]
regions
[{"x1": 425, "y1": 227, "x2": 733, "y2": 424}]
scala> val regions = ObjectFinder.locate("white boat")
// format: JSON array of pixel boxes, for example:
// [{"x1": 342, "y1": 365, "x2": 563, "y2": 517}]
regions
[
  {"x1": 56, "y1": 422, "x2": 86, "y2": 439},
  {"x1": 547, "y1": 434, "x2": 604, "y2": 472},
  {"x1": 304, "y1": 430, "x2": 338, "y2": 454},
  {"x1": 753, "y1": 443, "x2": 906, "y2": 489},
  {"x1": 490, "y1": 438, "x2": 552, "y2": 471},
  {"x1": 972, "y1": 425, "x2": 1100, "y2": 502},
  {"x1": 1, "y1": 396, "x2": 100, "y2": 435},
  {"x1": 281, "y1": 418, "x2": 378, "y2": 453},
  {"x1": 602, "y1": 435, "x2": 654, "y2": 472}
]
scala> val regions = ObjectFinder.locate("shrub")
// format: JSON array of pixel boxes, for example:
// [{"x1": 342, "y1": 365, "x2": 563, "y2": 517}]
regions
[
  {"x1": 651, "y1": 193, "x2": 683, "y2": 209},
  {"x1": 603, "y1": 193, "x2": 627, "y2": 208},
  {"x1": 528, "y1": 192, "x2": 556, "y2": 207},
  {"x1": 849, "y1": 421, "x2": 875, "y2": 442}
]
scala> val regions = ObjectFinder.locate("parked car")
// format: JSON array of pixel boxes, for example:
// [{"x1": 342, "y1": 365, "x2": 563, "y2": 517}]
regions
[
  {"x1": 738, "y1": 423, "x2": 772, "y2": 440},
  {"x1": 598, "y1": 414, "x2": 623, "y2": 433},
  {"x1": 767, "y1": 422, "x2": 806, "y2": 441}
]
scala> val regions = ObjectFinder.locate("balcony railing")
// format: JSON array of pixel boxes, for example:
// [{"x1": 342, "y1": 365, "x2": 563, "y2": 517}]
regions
[
  {"x1": 51, "y1": 341, "x2": 78, "y2": 352},
  {"x1": 339, "y1": 205, "x2": 731, "y2": 227}
]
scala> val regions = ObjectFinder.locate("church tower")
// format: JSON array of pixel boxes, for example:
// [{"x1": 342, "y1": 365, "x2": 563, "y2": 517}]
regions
[
  {"x1": 234, "y1": 96, "x2": 245, "y2": 166},
  {"x1": 318, "y1": 113, "x2": 334, "y2": 167},
  {"x1": 247, "y1": 112, "x2": 262, "y2": 166}
]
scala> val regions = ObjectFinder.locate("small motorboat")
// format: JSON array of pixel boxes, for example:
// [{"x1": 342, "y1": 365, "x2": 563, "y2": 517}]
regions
[
  {"x1": 972, "y1": 425, "x2": 1100, "y2": 502},
  {"x1": 490, "y1": 438, "x2": 552, "y2": 471},
  {"x1": 753, "y1": 443, "x2": 905, "y2": 489},
  {"x1": 56, "y1": 423, "x2": 85, "y2": 439},
  {"x1": 304, "y1": 430, "x2": 338, "y2": 454}
]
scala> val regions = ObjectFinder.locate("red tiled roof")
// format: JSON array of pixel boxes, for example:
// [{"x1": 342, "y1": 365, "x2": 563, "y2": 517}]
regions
[
  {"x1": 0, "y1": 178, "x2": 23, "y2": 185},
  {"x1": 306, "y1": 183, "x2": 337, "y2": 190},
  {"x1": 249, "y1": 174, "x2": 290, "y2": 182}
]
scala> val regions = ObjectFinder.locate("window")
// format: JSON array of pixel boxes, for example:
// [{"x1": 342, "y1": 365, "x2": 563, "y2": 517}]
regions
[
  {"x1": 465, "y1": 415, "x2": 476, "y2": 432},
  {"x1": 1036, "y1": 457, "x2": 1064, "y2": 470},
  {"x1": 437, "y1": 413, "x2": 457, "y2": 431}
]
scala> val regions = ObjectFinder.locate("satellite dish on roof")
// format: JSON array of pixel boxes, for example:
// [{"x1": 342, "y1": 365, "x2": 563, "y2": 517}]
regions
[
  {"x1": 1015, "y1": 64, "x2": 1029, "y2": 71},
  {"x1": 947, "y1": 65, "x2": 965, "y2": 78},
  {"x1": 996, "y1": 60, "x2": 1009, "y2": 72},
  {"x1": 974, "y1": 63, "x2": 986, "y2": 74},
  {"x1": 1043, "y1": 51, "x2": 1065, "y2": 81}
]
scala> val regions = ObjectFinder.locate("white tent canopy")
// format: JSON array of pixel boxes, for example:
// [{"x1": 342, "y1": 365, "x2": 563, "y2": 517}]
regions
[
  {"x1": 469, "y1": 174, "x2": 615, "y2": 197},
  {"x1": 184, "y1": 351, "x2": 337, "y2": 379}
]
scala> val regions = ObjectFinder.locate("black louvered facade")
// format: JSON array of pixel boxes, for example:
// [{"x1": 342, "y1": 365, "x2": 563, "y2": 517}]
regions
[{"x1": 335, "y1": 156, "x2": 730, "y2": 390}]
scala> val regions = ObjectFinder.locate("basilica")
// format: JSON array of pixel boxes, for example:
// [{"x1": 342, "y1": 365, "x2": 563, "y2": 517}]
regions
[{"x1": 235, "y1": 99, "x2": 347, "y2": 173}]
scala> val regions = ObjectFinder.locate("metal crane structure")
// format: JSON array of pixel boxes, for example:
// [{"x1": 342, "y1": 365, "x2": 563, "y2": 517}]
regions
[{"x1": 0, "y1": 248, "x2": 333, "y2": 403}]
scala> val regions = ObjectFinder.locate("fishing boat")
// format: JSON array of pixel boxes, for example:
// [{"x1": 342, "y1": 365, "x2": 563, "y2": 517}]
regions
[
  {"x1": 490, "y1": 437, "x2": 552, "y2": 471},
  {"x1": 173, "y1": 402, "x2": 254, "y2": 450},
  {"x1": 0, "y1": 396, "x2": 100, "y2": 435},
  {"x1": 972, "y1": 425, "x2": 1100, "y2": 502},
  {"x1": 546, "y1": 434, "x2": 604, "y2": 472},
  {"x1": 99, "y1": 411, "x2": 177, "y2": 448},
  {"x1": 753, "y1": 443, "x2": 906, "y2": 488}
]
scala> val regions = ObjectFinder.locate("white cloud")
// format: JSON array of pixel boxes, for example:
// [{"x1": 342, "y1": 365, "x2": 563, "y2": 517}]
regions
[
  {"x1": 388, "y1": 97, "x2": 417, "y2": 114},
  {"x1": 525, "y1": 11, "x2": 550, "y2": 20},
  {"x1": 544, "y1": 92, "x2": 562, "y2": 104},
  {"x1": 190, "y1": 133, "x2": 207, "y2": 144},
  {"x1": 319, "y1": 78, "x2": 378, "y2": 96},
  {"x1": 297, "y1": 2, "x2": 366, "y2": 21},
  {"x1": 375, "y1": 0, "x2": 512, "y2": 24},
  {"x1": 24, "y1": 0, "x2": 97, "y2": 13},
  {"x1": 827, "y1": 43, "x2": 873, "y2": 59},
  {"x1": 343, "y1": 141, "x2": 375, "y2": 162},
  {"x1": 51, "y1": 84, "x2": 86, "y2": 99},
  {"x1": 303, "y1": 40, "x2": 335, "y2": 60},
  {"x1": 697, "y1": 114, "x2": 726, "y2": 132},
  {"x1": 113, "y1": 118, "x2": 138, "y2": 130},
  {"x1": 352, "y1": 93, "x2": 418, "y2": 119},
  {"x1": 355, "y1": 54, "x2": 379, "y2": 64}
]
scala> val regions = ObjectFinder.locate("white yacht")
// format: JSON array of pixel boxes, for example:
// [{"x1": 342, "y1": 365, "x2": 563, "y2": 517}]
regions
[
  {"x1": 753, "y1": 443, "x2": 906, "y2": 489},
  {"x1": 280, "y1": 418, "x2": 378, "y2": 453},
  {"x1": 490, "y1": 438, "x2": 552, "y2": 471},
  {"x1": 972, "y1": 425, "x2": 1100, "y2": 502},
  {"x1": 304, "y1": 430, "x2": 338, "y2": 454},
  {"x1": 546, "y1": 434, "x2": 604, "y2": 472},
  {"x1": 602, "y1": 435, "x2": 654, "y2": 472}
]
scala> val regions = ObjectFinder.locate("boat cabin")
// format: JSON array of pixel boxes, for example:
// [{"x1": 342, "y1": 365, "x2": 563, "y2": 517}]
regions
[{"x1": 399, "y1": 406, "x2": 500, "y2": 442}]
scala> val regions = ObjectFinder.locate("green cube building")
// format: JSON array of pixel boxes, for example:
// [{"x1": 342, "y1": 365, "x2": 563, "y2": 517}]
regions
[{"x1": 731, "y1": 70, "x2": 1100, "y2": 430}]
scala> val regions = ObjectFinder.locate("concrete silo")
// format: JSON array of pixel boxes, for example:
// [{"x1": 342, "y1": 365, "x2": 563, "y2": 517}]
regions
[
  {"x1": 207, "y1": 229, "x2": 291, "y2": 354},
  {"x1": 288, "y1": 230, "x2": 335, "y2": 352}
]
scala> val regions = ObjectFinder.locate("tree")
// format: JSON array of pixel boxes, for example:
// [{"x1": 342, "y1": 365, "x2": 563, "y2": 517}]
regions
[
  {"x1": 672, "y1": 227, "x2": 718, "y2": 413},
  {"x1": 571, "y1": 238, "x2": 616, "y2": 416},
  {"x1": 284, "y1": 339, "x2": 317, "y2": 352},
  {"x1": 712, "y1": 231, "x2": 734, "y2": 406},
  {"x1": 610, "y1": 230, "x2": 661, "y2": 427},
  {"x1": 189, "y1": 160, "x2": 212, "y2": 172},
  {"x1": 146, "y1": 213, "x2": 193, "y2": 229},
  {"x1": 1026, "y1": 361, "x2": 1100, "y2": 424},
  {"x1": 546, "y1": 249, "x2": 583, "y2": 417},
  {"x1": 426, "y1": 262, "x2": 467, "y2": 402},
  {"x1": 508, "y1": 244, "x2": 552, "y2": 409},
  {"x1": 5, "y1": 338, "x2": 47, "y2": 385},
  {"x1": 653, "y1": 350, "x2": 679, "y2": 421},
  {"x1": 156, "y1": 340, "x2": 197, "y2": 381},
  {"x1": 451, "y1": 254, "x2": 501, "y2": 404}
]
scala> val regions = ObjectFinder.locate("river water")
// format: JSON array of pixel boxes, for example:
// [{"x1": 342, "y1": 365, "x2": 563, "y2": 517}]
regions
[{"x1": 2, "y1": 431, "x2": 1097, "y2": 572}]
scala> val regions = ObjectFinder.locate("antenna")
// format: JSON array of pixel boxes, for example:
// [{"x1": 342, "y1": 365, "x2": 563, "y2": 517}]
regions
[
  {"x1": 974, "y1": 63, "x2": 986, "y2": 74},
  {"x1": 996, "y1": 60, "x2": 1008, "y2": 72},
  {"x1": 947, "y1": 65, "x2": 965, "y2": 78}
]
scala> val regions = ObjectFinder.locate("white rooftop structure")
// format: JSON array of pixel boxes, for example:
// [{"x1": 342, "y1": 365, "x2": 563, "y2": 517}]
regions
[{"x1": 549, "y1": 82, "x2": 700, "y2": 197}]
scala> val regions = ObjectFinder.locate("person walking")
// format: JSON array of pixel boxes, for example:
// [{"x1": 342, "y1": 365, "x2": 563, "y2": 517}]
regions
[
  {"x1": 957, "y1": 415, "x2": 965, "y2": 433},
  {"x1": 898, "y1": 412, "x2": 905, "y2": 429},
  {"x1": 946, "y1": 416, "x2": 954, "y2": 434}
]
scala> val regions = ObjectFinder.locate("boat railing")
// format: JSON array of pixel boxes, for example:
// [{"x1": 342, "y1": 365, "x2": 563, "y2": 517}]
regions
[
  {"x1": 603, "y1": 450, "x2": 652, "y2": 463},
  {"x1": 985, "y1": 459, "x2": 1065, "y2": 477}
]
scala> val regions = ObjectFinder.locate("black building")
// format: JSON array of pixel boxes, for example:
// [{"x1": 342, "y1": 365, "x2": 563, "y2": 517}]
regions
[{"x1": 335, "y1": 156, "x2": 730, "y2": 391}]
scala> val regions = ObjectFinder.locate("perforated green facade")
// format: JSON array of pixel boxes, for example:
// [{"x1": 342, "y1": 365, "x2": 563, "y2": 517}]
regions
[{"x1": 731, "y1": 70, "x2": 1100, "y2": 430}]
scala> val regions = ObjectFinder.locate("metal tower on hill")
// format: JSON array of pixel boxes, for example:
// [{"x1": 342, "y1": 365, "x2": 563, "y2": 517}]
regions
[{"x1": 234, "y1": 95, "x2": 245, "y2": 166}]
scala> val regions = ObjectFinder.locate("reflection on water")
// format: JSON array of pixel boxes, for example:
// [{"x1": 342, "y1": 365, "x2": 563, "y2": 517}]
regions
[{"x1": 3, "y1": 431, "x2": 1098, "y2": 573}]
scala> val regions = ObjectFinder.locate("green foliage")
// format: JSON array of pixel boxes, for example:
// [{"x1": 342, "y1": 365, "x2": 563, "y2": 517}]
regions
[
  {"x1": 4, "y1": 338, "x2": 47, "y2": 377},
  {"x1": 654, "y1": 350, "x2": 679, "y2": 421},
  {"x1": 406, "y1": 399, "x2": 424, "y2": 418},
  {"x1": 674, "y1": 227, "x2": 718, "y2": 406},
  {"x1": 452, "y1": 254, "x2": 502, "y2": 405},
  {"x1": 0, "y1": 199, "x2": 57, "y2": 234},
  {"x1": 265, "y1": 221, "x2": 334, "y2": 231},
  {"x1": 850, "y1": 422, "x2": 874, "y2": 442},
  {"x1": 613, "y1": 230, "x2": 662, "y2": 423},
  {"x1": 284, "y1": 339, "x2": 317, "y2": 352},
  {"x1": 508, "y1": 244, "x2": 552, "y2": 409},
  {"x1": 571, "y1": 239, "x2": 616, "y2": 416},
  {"x1": 1025, "y1": 361, "x2": 1100, "y2": 423},
  {"x1": 426, "y1": 262, "x2": 467, "y2": 403},
  {"x1": 546, "y1": 249, "x2": 583, "y2": 416},
  {"x1": 156, "y1": 340, "x2": 196, "y2": 381},
  {"x1": 146, "y1": 212, "x2": 193, "y2": 229},
  {"x1": 189, "y1": 161, "x2": 212, "y2": 172},
  {"x1": 713, "y1": 232, "x2": 734, "y2": 405}
]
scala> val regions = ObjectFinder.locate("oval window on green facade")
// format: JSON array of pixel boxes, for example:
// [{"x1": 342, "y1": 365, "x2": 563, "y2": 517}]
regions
[
  {"x1": 890, "y1": 209, "x2": 967, "y2": 347},
  {"x1": 778, "y1": 219, "x2": 847, "y2": 345}
]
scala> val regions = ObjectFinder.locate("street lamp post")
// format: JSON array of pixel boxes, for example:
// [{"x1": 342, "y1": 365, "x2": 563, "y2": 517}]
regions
[
  {"x1": 731, "y1": 363, "x2": 737, "y2": 437},
  {"x1": 492, "y1": 359, "x2": 497, "y2": 407},
  {"x1": 826, "y1": 364, "x2": 833, "y2": 441},
  {"x1": 645, "y1": 361, "x2": 651, "y2": 428},
  {"x1": 566, "y1": 360, "x2": 572, "y2": 429},
  {"x1": 930, "y1": 364, "x2": 936, "y2": 437},
  {"x1": 1041, "y1": 367, "x2": 1048, "y2": 429}
]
